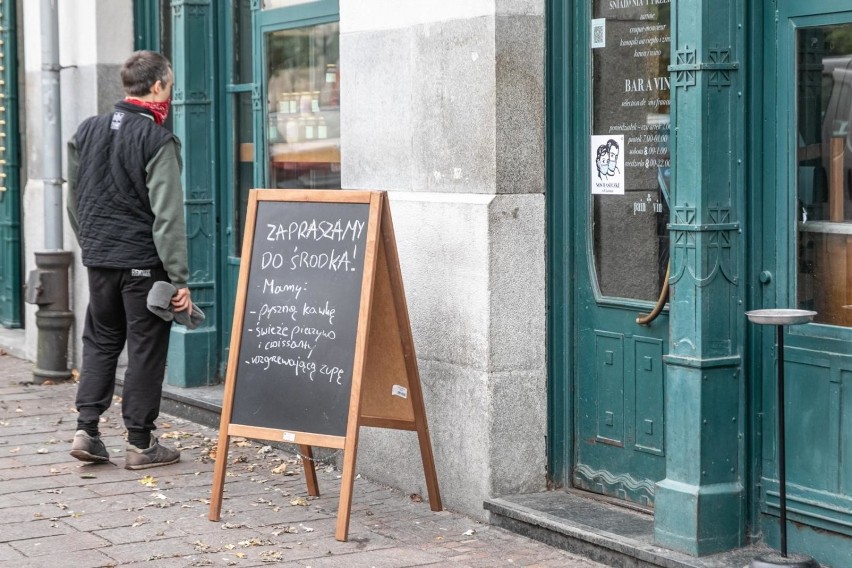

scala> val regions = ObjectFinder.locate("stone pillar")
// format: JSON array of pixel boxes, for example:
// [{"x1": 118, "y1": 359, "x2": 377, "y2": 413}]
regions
[
  {"x1": 168, "y1": 0, "x2": 218, "y2": 386},
  {"x1": 654, "y1": 0, "x2": 746, "y2": 555},
  {"x1": 339, "y1": 0, "x2": 547, "y2": 519}
]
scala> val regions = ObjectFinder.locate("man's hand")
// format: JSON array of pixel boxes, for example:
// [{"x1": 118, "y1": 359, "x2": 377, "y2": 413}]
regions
[{"x1": 171, "y1": 287, "x2": 192, "y2": 312}]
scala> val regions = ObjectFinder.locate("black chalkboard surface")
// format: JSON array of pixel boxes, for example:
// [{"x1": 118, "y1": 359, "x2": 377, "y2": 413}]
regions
[{"x1": 230, "y1": 200, "x2": 370, "y2": 437}]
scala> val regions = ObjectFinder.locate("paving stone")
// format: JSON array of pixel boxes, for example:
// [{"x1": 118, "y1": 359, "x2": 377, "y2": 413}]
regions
[
  {"x1": 0, "y1": 542, "x2": 24, "y2": 562},
  {"x1": 0, "y1": 549, "x2": 117, "y2": 568},
  {"x1": 0, "y1": 518, "x2": 72, "y2": 543},
  {"x1": 94, "y1": 520, "x2": 190, "y2": 545},
  {"x1": 8, "y1": 531, "x2": 111, "y2": 557},
  {"x1": 279, "y1": 546, "x2": 445, "y2": 567}
]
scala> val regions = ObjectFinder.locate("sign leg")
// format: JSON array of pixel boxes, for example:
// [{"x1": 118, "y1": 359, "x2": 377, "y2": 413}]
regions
[
  {"x1": 300, "y1": 445, "x2": 320, "y2": 497},
  {"x1": 209, "y1": 434, "x2": 231, "y2": 521},
  {"x1": 335, "y1": 438, "x2": 360, "y2": 541}
]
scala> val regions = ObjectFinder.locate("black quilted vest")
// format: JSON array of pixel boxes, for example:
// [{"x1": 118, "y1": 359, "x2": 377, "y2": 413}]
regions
[{"x1": 73, "y1": 101, "x2": 177, "y2": 269}]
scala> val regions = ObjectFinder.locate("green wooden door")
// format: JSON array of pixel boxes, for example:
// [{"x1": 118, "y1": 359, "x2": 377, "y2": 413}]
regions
[
  {"x1": 0, "y1": 0, "x2": 21, "y2": 328},
  {"x1": 571, "y1": 1, "x2": 671, "y2": 508},
  {"x1": 217, "y1": 0, "x2": 340, "y2": 375},
  {"x1": 758, "y1": 1, "x2": 852, "y2": 564},
  {"x1": 219, "y1": 0, "x2": 255, "y2": 375}
]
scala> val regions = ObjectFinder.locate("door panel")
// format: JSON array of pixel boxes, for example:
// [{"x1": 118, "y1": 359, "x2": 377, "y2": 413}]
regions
[
  {"x1": 760, "y1": 2, "x2": 852, "y2": 562},
  {"x1": 634, "y1": 337, "x2": 664, "y2": 455},
  {"x1": 572, "y1": 1, "x2": 671, "y2": 508}
]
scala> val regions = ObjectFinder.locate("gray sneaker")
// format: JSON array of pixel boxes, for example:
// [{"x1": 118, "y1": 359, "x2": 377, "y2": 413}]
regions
[
  {"x1": 125, "y1": 436, "x2": 180, "y2": 470},
  {"x1": 70, "y1": 430, "x2": 110, "y2": 463}
]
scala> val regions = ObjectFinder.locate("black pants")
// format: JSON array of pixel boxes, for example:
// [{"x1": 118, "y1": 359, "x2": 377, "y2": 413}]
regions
[{"x1": 75, "y1": 267, "x2": 172, "y2": 436}]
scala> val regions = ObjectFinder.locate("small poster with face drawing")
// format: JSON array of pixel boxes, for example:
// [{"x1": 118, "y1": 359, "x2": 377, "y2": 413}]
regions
[{"x1": 590, "y1": 134, "x2": 624, "y2": 195}]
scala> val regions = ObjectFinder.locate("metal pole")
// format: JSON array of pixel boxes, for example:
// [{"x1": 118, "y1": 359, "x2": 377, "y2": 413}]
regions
[
  {"x1": 24, "y1": 0, "x2": 73, "y2": 383},
  {"x1": 40, "y1": 0, "x2": 62, "y2": 250},
  {"x1": 777, "y1": 324, "x2": 787, "y2": 558}
]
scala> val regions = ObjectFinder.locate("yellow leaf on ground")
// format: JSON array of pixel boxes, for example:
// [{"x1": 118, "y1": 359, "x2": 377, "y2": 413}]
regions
[{"x1": 138, "y1": 475, "x2": 157, "y2": 487}]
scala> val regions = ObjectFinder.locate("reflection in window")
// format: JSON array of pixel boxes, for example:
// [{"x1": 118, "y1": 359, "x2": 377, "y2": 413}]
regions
[
  {"x1": 591, "y1": 2, "x2": 671, "y2": 302},
  {"x1": 265, "y1": 23, "x2": 340, "y2": 190},
  {"x1": 796, "y1": 25, "x2": 852, "y2": 327}
]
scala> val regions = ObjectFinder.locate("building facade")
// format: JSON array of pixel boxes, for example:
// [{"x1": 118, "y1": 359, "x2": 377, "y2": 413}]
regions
[{"x1": 2, "y1": 1, "x2": 850, "y2": 566}]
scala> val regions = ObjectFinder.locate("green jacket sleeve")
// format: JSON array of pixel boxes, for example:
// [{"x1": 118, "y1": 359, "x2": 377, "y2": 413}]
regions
[
  {"x1": 66, "y1": 136, "x2": 80, "y2": 238},
  {"x1": 147, "y1": 138, "x2": 190, "y2": 288}
]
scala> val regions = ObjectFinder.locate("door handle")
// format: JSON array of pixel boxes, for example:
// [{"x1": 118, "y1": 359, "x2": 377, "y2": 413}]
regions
[
  {"x1": 759, "y1": 270, "x2": 772, "y2": 284},
  {"x1": 637, "y1": 261, "x2": 670, "y2": 326}
]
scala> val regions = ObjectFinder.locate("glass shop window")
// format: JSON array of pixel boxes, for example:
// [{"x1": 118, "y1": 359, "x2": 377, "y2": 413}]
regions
[
  {"x1": 796, "y1": 24, "x2": 852, "y2": 327},
  {"x1": 265, "y1": 22, "x2": 340, "y2": 189},
  {"x1": 590, "y1": 2, "x2": 672, "y2": 302}
]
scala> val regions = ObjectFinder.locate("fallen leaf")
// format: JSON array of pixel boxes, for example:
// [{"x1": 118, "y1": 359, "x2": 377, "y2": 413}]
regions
[
  {"x1": 260, "y1": 550, "x2": 283, "y2": 562},
  {"x1": 138, "y1": 475, "x2": 157, "y2": 487},
  {"x1": 463, "y1": 529, "x2": 476, "y2": 536},
  {"x1": 410, "y1": 493, "x2": 423, "y2": 503},
  {"x1": 436, "y1": 536, "x2": 444, "y2": 541},
  {"x1": 221, "y1": 522, "x2": 247, "y2": 530},
  {"x1": 257, "y1": 445, "x2": 272, "y2": 455},
  {"x1": 272, "y1": 526, "x2": 298, "y2": 536},
  {"x1": 289, "y1": 497, "x2": 307, "y2": 507},
  {"x1": 300, "y1": 524, "x2": 314, "y2": 533},
  {"x1": 161, "y1": 422, "x2": 172, "y2": 429},
  {"x1": 271, "y1": 463, "x2": 288, "y2": 475},
  {"x1": 37, "y1": 448, "x2": 49, "y2": 454},
  {"x1": 235, "y1": 553, "x2": 246, "y2": 559},
  {"x1": 150, "y1": 493, "x2": 168, "y2": 500}
]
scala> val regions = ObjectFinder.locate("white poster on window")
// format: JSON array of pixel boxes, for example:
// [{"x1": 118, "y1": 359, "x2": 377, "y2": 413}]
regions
[
  {"x1": 591, "y1": 18, "x2": 606, "y2": 49},
  {"x1": 591, "y1": 134, "x2": 625, "y2": 195}
]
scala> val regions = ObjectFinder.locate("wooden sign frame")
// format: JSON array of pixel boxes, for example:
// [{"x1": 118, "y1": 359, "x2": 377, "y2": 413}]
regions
[{"x1": 209, "y1": 189, "x2": 442, "y2": 541}]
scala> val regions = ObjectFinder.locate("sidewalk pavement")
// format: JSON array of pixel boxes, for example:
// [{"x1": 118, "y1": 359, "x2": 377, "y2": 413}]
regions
[{"x1": 0, "y1": 352, "x2": 605, "y2": 568}]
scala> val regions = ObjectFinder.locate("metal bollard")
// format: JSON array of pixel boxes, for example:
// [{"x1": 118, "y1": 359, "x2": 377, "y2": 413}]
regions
[{"x1": 24, "y1": 251, "x2": 73, "y2": 383}]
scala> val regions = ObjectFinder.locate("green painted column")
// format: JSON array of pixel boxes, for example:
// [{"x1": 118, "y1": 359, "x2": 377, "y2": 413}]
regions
[
  {"x1": 0, "y1": 0, "x2": 22, "y2": 328},
  {"x1": 167, "y1": 0, "x2": 218, "y2": 387},
  {"x1": 654, "y1": 0, "x2": 747, "y2": 556}
]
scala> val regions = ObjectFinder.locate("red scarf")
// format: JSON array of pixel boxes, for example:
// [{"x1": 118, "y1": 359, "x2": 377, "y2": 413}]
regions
[{"x1": 124, "y1": 97, "x2": 171, "y2": 125}]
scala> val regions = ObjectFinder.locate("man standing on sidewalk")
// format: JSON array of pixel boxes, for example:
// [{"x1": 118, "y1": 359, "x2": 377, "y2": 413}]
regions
[{"x1": 66, "y1": 51, "x2": 190, "y2": 470}]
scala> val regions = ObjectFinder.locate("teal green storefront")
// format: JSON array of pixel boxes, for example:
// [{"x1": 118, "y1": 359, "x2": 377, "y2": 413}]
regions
[
  {"x1": 136, "y1": 1, "x2": 851, "y2": 565},
  {"x1": 548, "y1": 1, "x2": 851, "y2": 565}
]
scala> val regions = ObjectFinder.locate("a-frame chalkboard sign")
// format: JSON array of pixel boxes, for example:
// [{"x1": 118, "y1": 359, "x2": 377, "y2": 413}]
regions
[{"x1": 209, "y1": 189, "x2": 441, "y2": 541}]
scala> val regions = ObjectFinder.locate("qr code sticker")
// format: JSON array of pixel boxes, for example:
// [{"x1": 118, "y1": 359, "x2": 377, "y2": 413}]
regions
[{"x1": 591, "y1": 19, "x2": 606, "y2": 49}]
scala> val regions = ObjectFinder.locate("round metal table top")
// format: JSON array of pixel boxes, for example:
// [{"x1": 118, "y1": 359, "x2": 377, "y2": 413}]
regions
[{"x1": 744, "y1": 309, "x2": 817, "y2": 325}]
